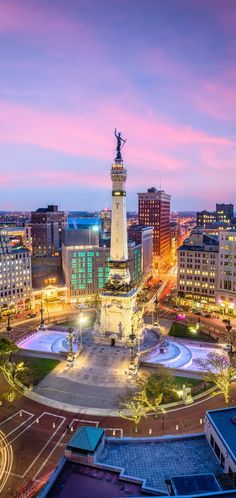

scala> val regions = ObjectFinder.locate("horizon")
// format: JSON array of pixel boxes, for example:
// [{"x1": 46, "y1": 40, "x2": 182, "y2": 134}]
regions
[{"x1": 0, "y1": 0, "x2": 236, "y2": 211}]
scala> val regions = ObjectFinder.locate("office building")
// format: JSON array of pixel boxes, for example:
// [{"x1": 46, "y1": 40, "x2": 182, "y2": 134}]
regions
[
  {"x1": 216, "y1": 231, "x2": 236, "y2": 315},
  {"x1": 62, "y1": 221, "x2": 100, "y2": 248},
  {"x1": 0, "y1": 235, "x2": 31, "y2": 313},
  {"x1": 31, "y1": 205, "x2": 66, "y2": 256},
  {"x1": 0, "y1": 225, "x2": 32, "y2": 251},
  {"x1": 197, "y1": 203, "x2": 234, "y2": 228},
  {"x1": 138, "y1": 187, "x2": 171, "y2": 268},
  {"x1": 62, "y1": 242, "x2": 142, "y2": 298},
  {"x1": 177, "y1": 228, "x2": 219, "y2": 306},
  {"x1": 128, "y1": 225, "x2": 153, "y2": 279},
  {"x1": 99, "y1": 208, "x2": 111, "y2": 232}
]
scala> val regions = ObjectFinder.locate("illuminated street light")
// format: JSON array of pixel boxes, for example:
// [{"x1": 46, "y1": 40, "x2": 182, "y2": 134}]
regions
[
  {"x1": 225, "y1": 319, "x2": 235, "y2": 367},
  {"x1": 67, "y1": 324, "x2": 74, "y2": 364},
  {"x1": 6, "y1": 311, "x2": 12, "y2": 334},
  {"x1": 129, "y1": 326, "x2": 137, "y2": 365},
  {"x1": 38, "y1": 299, "x2": 46, "y2": 330}
]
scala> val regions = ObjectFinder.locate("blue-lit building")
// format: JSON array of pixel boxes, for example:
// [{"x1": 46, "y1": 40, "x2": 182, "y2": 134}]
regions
[{"x1": 62, "y1": 241, "x2": 142, "y2": 298}]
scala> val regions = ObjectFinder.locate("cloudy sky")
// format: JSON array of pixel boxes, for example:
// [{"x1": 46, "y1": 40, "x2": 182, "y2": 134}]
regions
[{"x1": 0, "y1": 0, "x2": 236, "y2": 212}]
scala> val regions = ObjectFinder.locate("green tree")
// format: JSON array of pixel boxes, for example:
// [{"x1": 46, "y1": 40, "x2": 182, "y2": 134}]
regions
[
  {"x1": 139, "y1": 366, "x2": 177, "y2": 404},
  {"x1": 134, "y1": 389, "x2": 163, "y2": 418},
  {"x1": 0, "y1": 337, "x2": 19, "y2": 360},
  {"x1": 196, "y1": 352, "x2": 236, "y2": 404},
  {"x1": 8, "y1": 361, "x2": 28, "y2": 382}
]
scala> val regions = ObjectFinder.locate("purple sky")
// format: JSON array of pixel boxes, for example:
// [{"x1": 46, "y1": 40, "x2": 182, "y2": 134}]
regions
[{"x1": 0, "y1": 0, "x2": 236, "y2": 212}]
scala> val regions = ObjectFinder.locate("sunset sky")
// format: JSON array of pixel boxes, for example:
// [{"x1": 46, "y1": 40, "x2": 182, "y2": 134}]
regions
[{"x1": 0, "y1": 0, "x2": 236, "y2": 212}]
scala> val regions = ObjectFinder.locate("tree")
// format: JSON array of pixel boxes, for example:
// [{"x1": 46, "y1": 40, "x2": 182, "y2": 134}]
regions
[
  {"x1": 195, "y1": 352, "x2": 236, "y2": 404},
  {"x1": 7, "y1": 361, "x2": 28, "y2": 382},
  {"x1": 138, "y1": 366, "x2": 177, "y2": 404},
  {"x1": 0, "y1": 337, "x2": 19, "y2": 360},
  {"x1": 120, "y1": 399, "x2": 150, "y2": 432},
  {"x1": 134, "y1": 389, "x2": 163, "y2": 418}
]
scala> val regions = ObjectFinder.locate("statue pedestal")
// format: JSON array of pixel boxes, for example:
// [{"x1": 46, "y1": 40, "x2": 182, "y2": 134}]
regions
[{"x1": 97, "y1": 287, "x2": 143, "y2": 345}]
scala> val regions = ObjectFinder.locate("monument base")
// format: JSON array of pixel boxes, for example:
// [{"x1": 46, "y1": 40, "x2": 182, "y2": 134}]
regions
[{"x1": 95, "y1": 287, "x2": 143, "y2": 345}]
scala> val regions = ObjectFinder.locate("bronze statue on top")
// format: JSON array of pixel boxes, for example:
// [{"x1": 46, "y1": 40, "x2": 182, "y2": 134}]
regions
[{"x1": 114, "y1": 128, "x2": 126, "y2": 162}]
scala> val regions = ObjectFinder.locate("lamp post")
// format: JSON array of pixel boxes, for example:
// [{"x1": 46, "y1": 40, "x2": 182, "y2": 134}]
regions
[
  {"x1": 225, "y1": 319, "x2": 235, "y2": 367},
  {"x1": 129, "y1": 326, "x2": 136, "y2": 365},
  {"x1": 39, "y1": 300, "x2": 45, "y2": 330},
  {"x1": 67, "y1": 325, "x2": 74, "y2": 364},
  {"x1": 161, "y1": 409, "x2": 166, "y2": 430},
  {"x1": 6, "y1": 311, "x2": 12, "y2": 334}
]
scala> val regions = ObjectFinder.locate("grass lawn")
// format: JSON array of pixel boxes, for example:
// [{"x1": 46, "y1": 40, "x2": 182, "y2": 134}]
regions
[
  {"x1": 173, "y1": 375, "x2": 213, "y2": 396},
  {"x1": 169, "y1": 322, "x2": 215, "y2": 342},
  {"x1": 20, "y1": 357, "x2": 60, "y2": 385}
]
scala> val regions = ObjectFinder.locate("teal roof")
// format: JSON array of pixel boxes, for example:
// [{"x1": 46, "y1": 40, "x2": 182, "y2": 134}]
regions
[{"x1": 67, "y1": 426, "x2": 104, "y2": 452}]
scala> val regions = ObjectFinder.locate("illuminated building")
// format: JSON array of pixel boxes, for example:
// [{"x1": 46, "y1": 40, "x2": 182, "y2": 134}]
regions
[
  {"x1": 0, "y1": 235, "x2": 31, "y2": 313},
  {"x1": 0, "y1": 225, "x2": 31, "y2": 251},
  {"x1": 96, "y1": 131, "x2": 142, "y2": 342},
  {"x1": 62, "y1": 242, "x2": 142, "y2": 297},
  {"x1": 99, "y1": 208, "x2": 111, "y2": 232},
  {"x1": 31, "y1": 205, "x2": 66, "y2": 256},
  {"x1": 62, "y1": 221, "x2": 100, "y2": 247},
  {"x1": 177, "y1": 228, "x2": 219, "y2": 307},
  {"x1": 216, "y1": 231, "x2": 236, "y2": 315},
  {"x1": 128, "y1": 225, "x2": 153, "y2": 279},
  {"x1": 138, "y1": 187, "x2": 171, "y2": 268},
  {"x1": 197, "y1": 203, "x2": 234, "y2": 228}
]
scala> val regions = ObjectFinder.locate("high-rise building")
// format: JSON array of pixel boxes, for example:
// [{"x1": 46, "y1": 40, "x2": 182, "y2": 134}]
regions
[
  {"x1": 62, "y1": 222, "x2": 100, "y2": 248},
  {"x1": 31, "y1": 205, "x2": 66, "y2": 256},
  {"x1": 138, "y1": 187, "x2": 171, "y2": 268},
  {"x1": 216, "y1": 203, "x2": 234, "y2": 223},
  {"x1": 196, "y1": 210, "x2": 217, "y2": 228},
  {"x1": 99, "y1": 208, "x2": 111, "y2": 232},
  {"x1": 128, "y1": 225, "x2": 153, "y2": 279},
  {"x1": 0, "y1": 235, "x2": 31, "y2": 313},
  {"x1": 62, "y1": 242, "x2": 143, "y2": 297},
  {"x1": 177, "y1": 228, "x2": 218, "y2": 307},
  {"x1": 216, "y1": 231, "x2": 236, "y2": 315},
  {"x1": 197, "y1": 203, "x2": 234, "y2": 228}
]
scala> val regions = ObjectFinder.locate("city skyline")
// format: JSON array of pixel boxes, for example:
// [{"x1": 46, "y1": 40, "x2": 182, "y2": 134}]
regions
[{"x1": 0, "y1": 0, "x2": 236, "y2": 211}]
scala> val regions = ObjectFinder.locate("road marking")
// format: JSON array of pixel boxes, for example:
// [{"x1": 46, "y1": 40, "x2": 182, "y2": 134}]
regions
[
  {"x1": 5, "y1": 414, "x2": 34, "y2": 438},
  {"x1": 0, "y1": 409, "x2": 33, "y2": 426},
  {"x1": 22, "y1": 415, "x2": 66, "y2": 479},
  {"x1": 33, "y1": 425, "x2": 67, "y2": 480},
  {"x1": 70, "y1": 418, "x2": 99, "y2": 428},
  {"x1": 104, "y1": 428, "x2": 123, "y2": 437}
]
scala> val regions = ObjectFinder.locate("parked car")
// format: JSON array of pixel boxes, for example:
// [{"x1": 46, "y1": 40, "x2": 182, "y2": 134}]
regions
[
  {"x1": 204, "y1": 313, "x2": 212, "y2": 318},
  {"x1": 222, "y1": 318, "x2": 230, "y2": 323},
  {"x1": 195, "y1": 311, "x2": 203, "y2": 316}
]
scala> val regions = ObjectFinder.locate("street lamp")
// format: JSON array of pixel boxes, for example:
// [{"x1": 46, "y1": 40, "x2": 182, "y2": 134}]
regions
[
  {"x1": 67, "y1": 325, "x2": 74, "y2": 364},
  {"x1": 129, "y1": 326, "x2": 137, "y2": 365},
  {"x1": 161, "y1": 409, "x2": 166, "y2": 430},
  {"x1": 6, "y1": 311, "x2": 12, "y2": 334},
  {"x1": 38, "y1": 299, "x2": 46, "y2": 330},
  {"x1": 225, "y1": 319, "x2": 235, "y2": 366}
]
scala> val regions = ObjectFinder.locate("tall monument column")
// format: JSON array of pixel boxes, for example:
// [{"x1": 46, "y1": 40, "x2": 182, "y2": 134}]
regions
[
  {"x1": 109, "y1": 129, "x2": 130, "y2": 286},
  {"x1": 96, "y1": 130, "x2": 143, "y2": 344}
]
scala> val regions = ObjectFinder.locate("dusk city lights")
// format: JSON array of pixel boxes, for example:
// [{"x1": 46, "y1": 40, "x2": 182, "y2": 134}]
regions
[{"x1": 0, "y1": 1, "x2": 236, "y2": 497}]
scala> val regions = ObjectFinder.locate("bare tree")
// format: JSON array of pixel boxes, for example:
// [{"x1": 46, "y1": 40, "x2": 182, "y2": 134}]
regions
[
  {"x1": 120, "y1": 399, "x2": 150, "y2": 432},
  {"x1": 195, "y1": 352, "x2": 236, "y2": 404}
]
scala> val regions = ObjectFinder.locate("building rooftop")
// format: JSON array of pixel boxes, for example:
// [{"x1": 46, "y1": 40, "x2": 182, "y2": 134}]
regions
[
  {"x1": 97, "y1": 435, "x2": 223, "y2": 493},
  {"x1": 206, "y1": 407, "x2": 236, "y2": 463},
  {"x1": 170, "y1": 473, "x2": 221, "y2": 495},
  {"x1": 67, "y1": 426, "x2": 104, "y2": 453}
]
